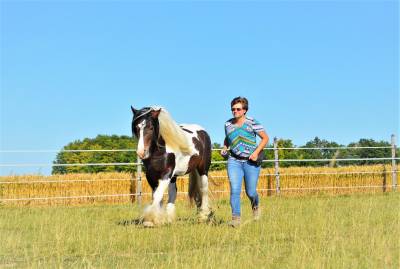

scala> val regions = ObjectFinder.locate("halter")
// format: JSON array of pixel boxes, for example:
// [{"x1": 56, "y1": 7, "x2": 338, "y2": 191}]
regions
[{"x1": 133, "y1": 106, "x2": 163, "y2": 122}]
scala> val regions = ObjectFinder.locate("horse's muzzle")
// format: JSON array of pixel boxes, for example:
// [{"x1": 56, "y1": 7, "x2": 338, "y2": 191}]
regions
[{"x1": 137, "y1": 150, "x2": 150, "y2": 160}]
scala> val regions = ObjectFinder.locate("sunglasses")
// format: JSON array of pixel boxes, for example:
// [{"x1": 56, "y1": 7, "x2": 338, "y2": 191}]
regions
[{"x1": 231, "y1": 107, "x2": 243, "y2": 112}]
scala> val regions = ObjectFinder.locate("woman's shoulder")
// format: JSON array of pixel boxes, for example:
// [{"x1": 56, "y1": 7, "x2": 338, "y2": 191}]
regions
[
  {"x1": 246, "y1": 116, "x2": 264, "y2": 131},
  {"x1": 225, "y1": 118, "x2": 235, "y2": 126},
  {"x1": 245, "y1": 116, "x2": 259, "y2": 124}
]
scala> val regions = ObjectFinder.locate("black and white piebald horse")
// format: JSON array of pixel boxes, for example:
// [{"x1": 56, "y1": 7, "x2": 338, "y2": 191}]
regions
[{"x1": 131, "y1": 106, "x2": 212, "y2": 227}]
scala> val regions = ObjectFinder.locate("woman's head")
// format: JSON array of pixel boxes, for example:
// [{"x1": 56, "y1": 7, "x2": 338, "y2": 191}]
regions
[{"x1": 231, "y1": 96, "x2": 248, "y2": 117}]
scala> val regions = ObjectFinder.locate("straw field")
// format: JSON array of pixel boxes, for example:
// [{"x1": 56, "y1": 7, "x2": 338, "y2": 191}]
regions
[{"x1": 1, "y1": 164, "x2": 398, "y2": 206}]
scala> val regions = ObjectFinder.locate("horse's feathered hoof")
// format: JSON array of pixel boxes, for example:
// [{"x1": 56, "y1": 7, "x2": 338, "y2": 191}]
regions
[{"x1": 198, "y1": 209, "x2": 214, "y2": 223}]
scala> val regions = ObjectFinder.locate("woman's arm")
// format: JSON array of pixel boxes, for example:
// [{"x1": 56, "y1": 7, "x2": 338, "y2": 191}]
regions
[
  {"x1": 221, "y1": 137, "x2": 229, "y2": 156},
  {"x1": 249, "y1": 131, "x2": 269, "y2": 161}
]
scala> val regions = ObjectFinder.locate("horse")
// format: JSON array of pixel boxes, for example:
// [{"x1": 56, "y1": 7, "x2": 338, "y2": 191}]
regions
[{"x1": 131, "y1": 105, "x2": 212, "y2": 227}]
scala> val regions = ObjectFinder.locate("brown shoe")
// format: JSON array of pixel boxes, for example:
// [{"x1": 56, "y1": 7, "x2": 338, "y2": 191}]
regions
[
  {"x1": 253, "y1": 207, "x2": 261, "y2": 221},
  {"x1": 228, "y1": 216, "x2": 241, "y2": 227}
]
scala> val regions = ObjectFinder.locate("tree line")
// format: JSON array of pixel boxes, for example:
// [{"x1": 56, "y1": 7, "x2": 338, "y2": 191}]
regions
[{"x1": 52, "y1": 135, "x2": 398, "y2": 174}]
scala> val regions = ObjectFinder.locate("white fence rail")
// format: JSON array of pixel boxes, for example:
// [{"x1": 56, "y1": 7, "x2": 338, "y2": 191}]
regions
[
  {"x1": 0, "y1": 135, "x2": 397, "y2": 203},
  {"x1": 0, "y1": 186, "x2": 390, "y2": 202}
]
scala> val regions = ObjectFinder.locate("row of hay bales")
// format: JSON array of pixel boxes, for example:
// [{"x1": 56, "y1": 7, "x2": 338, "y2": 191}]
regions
[{"x1": 0, "y1": 164, "x2": 398, "y2": 206}]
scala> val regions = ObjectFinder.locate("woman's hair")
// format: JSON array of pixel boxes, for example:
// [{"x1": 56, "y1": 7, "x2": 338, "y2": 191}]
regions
[{"x1": 231, "y1": 96, "x2": 249, "y2": 112}]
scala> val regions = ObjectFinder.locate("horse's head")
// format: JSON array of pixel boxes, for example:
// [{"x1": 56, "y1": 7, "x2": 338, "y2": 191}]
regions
[{"x1": 131, "y1": 106, "x2": 161, "y2": 160}]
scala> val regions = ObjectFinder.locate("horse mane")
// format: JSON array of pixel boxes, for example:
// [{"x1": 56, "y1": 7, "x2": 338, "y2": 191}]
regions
[{"x1": 158, "y1": 108, "x2": 194, "y2": 154}]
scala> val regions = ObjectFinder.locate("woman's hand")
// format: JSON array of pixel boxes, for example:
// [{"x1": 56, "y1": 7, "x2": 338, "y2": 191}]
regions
[
  {"x1": 249, "y1": 151, "x2": 258, "y2": 161},
  {"x1": 220, "y1": 147, "x2": 229, "y2": 157}
]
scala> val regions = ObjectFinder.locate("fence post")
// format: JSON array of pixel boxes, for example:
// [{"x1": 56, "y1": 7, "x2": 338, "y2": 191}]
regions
[
  {"x1": 273, "y1": 137, "x2": 281, "y2": 195},
  {"x1": 129, "y1": 171, "x2": 136, "y2": 203},
  {"x1": 136, "y1": 157, "x2": 143, "y2": 205},
  {"x1": 391, "y1": 134, "x2": 397, "y2": 191},
  {"x1": 382, "y1": 165, "x2": 387, "y2": 193}
]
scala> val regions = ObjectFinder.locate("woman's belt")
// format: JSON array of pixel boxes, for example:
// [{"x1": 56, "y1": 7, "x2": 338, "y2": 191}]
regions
[{"x1": 229, "y1": 151, "x2": 249, "y2": 160}]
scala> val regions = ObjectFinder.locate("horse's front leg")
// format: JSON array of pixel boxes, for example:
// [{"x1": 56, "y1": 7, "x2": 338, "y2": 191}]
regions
[
  {"x1": 143, "y1": 178, "x2": 170, "y2": 227},
  {"x1": 166, "y1": 177, "x2": 177, "y2": 223}
]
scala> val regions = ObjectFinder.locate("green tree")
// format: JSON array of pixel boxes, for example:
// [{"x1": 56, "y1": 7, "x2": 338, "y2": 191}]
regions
[
  {"x1": 297, "y1": 137, "x2": 342, "y2": 167},
  {"x1": 52, "y1": 135, "x2": 137, "y2": 174},
  {"x1": 339, "y1": 138, "x2": 392, "y2": 166},
  {"x1": 275, "y1": 139, "x2": 300, "y2": 167},
  {"x1": 53, "y1": 134, "x2": 397, "y2": 174}
]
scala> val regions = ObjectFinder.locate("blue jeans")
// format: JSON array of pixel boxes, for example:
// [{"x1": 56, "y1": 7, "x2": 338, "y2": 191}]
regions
[{"x1": 227, "y1": 157, "x2": 261, "y2": 217}]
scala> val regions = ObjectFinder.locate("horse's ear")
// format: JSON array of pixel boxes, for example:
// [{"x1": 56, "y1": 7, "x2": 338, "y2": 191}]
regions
[
  {"x1": 151, "y1": 109, "x2": 161, "y2": 119},
  {"x1": 131, "y1": 106, "x2": 138, "y2": 115}
]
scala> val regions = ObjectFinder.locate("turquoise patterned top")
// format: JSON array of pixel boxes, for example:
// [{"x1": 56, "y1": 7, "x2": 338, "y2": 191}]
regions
[{"x1": 224, "y1": 117, "x2": 265, "y2": 158}]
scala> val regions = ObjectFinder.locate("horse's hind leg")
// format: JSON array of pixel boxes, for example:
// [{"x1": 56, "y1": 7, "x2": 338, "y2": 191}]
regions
[
  {"x1": 198, "y1": 173, "x2": 211, "y2": 222},
  {"x1": 143, "y1": 178, "x2": 170, "y2": 227},
  {"x1": 189, "y1": 170, "x2": 202, "y2": 208},
  {"x1": 166, "y1": 177, "x2": 177, "y2": 223},
  {"x1": 190, "y1": 170, "x2": 211, "y2": 222}
]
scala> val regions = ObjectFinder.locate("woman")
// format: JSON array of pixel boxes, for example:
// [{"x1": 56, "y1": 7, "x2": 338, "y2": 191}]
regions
[{"x1": 221, "y1": 97, "x2": 269, "y2": 227}]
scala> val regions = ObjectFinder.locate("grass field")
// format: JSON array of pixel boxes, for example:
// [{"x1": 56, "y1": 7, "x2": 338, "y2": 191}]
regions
[{"x1": 1, "y1": 192, "x2": 398, "y2": 268}]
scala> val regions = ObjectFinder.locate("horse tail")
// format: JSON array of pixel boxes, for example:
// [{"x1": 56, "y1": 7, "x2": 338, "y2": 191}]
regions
[{"x1": 188, "y1": 170, "x2": 202, "y2": 208}]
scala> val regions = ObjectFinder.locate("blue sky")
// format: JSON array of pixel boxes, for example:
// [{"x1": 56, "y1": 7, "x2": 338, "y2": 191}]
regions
[{"x1": 0, "y1": 1, "x2": 398, "y2": 175}]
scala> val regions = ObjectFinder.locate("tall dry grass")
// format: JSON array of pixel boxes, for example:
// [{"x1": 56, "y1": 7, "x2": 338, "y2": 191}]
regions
[{"x1": 0, "y1": 164, "x2": 398, "y2": 206}]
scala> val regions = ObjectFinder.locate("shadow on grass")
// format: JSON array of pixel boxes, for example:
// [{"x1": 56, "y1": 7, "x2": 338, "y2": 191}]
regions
[
  {"x1": 117, "y1": 218, "x2": 143, "y2": 226},
  {"x1": 175, "y1": 212, "x2": 226, "y2": 226},
  {"x1": 116, "y1": 211, "x2": 226, "y2": 227}
]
